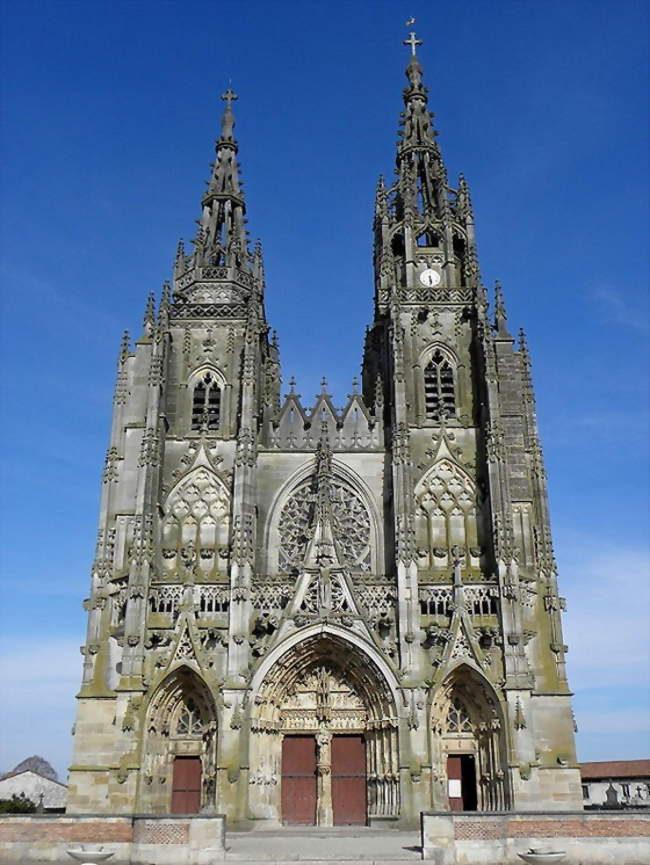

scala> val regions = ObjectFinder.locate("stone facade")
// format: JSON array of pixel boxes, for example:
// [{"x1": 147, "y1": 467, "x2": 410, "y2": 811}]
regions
[{"x1": 68, "y1": 37, "x2": 582, "y2": 826}]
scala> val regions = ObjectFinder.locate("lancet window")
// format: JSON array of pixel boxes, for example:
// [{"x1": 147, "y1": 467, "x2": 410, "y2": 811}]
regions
[
  {"x1": 416, "y1": 229, "x2": 440, "y2": 247},
  {"x1": 446, "y1": 697, "x2": 473, "y2": 734},
  {"x1": 424, "y1": 351, "x2": 455, "y2": 420},
  {"x1": 191, "y1": 371, "x2": 221, "y2": 431},
  {"x1": 174, "y1": 698, "x2": 204, "y2": 737}
]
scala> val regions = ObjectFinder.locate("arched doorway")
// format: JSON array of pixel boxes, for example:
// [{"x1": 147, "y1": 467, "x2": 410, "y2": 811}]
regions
[
  {"x1": 431, "y1": 665, "x2": 510, "y2": 811},
  {"x1": 139, "y1": 666, "x2": 217, "y2": 813},
  {"x1": 249, "y1": 634, "x2": 399, "y2": 825}
]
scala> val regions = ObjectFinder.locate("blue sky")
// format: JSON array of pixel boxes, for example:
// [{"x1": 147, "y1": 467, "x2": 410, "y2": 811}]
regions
[{"x1": 0, "y1": 0, "x2": 648, "y2": 779}]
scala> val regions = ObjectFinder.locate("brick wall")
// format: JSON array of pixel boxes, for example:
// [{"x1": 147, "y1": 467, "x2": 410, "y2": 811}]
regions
[
  {"x1": 0, "y1": 816, "x2": 133, "y2": 843},
  {"x1": 453, "y1": 814, "x2": 650, "y2": 839},
  {"x1": 0, "y1": 814, "x2": 225, "y2": 864},
  {"x1": 421, "y1": 811, "x2": 650, "y2": 864}
]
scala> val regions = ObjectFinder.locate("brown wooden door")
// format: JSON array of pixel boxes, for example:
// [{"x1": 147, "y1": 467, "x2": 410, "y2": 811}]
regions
[
  {"x1": 447, "y1": 756, "x2": 463, "y2": 811},
  {"x1": 171, "y1": 756, "x2": 202, "y2": 813},
  {"x1": 281, "y1": 736, "x2": 317, "y2": 824},
  {"x1": 332, "y1": 735, "x2": 367, "y2": 825}
]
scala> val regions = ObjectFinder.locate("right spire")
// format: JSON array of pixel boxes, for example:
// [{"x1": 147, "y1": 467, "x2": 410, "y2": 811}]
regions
[
  {"x1": 400, "y1": 30, "x2": 439, "y2": 153},
  {"x1": 372, "y1": 31, "x2": 479, "y2": 303}
]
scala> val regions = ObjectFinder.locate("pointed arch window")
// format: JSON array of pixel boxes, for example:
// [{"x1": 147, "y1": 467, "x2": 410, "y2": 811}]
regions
[
  {"x1": 174, "y1": 698, "x2": 204, "y2": 737},
  {"x1": 191, "y1": 371, "x2": 221, "y2": 431},
  {"x1": 446, "y1": 697, "x2": 473, "y2": 734},
  {"x1": 424, "y1": 351, "x2": 456, "y2": 420},
  {"x1": 416, "y1": 230, "x2": 440, "y2": 248}
]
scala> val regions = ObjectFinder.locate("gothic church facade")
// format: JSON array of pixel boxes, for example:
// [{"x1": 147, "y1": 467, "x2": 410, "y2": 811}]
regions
[{"x1": 68, "y1": 41, "x2": 582, "y2": 825}]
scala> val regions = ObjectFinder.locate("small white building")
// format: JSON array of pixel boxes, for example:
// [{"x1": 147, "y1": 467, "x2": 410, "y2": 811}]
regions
[
  {"x1": 581, "y1": 760, "x2": 650, "y2": 809},
  {"x1": 0, "y1": 770, "x2": 67, "y2": 811}
]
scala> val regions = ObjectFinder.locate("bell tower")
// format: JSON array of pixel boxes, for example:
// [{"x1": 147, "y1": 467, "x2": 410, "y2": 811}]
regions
[{"x1": 363, "y1": 31, "x2": 581, "y2": 811}]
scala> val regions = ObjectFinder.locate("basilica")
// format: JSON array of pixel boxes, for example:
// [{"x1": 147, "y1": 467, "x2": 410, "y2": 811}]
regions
[{"x1": 68, "y1": 36, "x2": 582, "y2": 826}]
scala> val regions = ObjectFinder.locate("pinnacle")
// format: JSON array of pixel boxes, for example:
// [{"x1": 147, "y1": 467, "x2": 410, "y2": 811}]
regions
[
  {"x1": 142, "y1": 292, "x2": 155, "y2": 332},
  {"x1": 519, "y1": 327, "x2": 528, "y2": 350},
  {"x1": 286, "y1": 376, "x2": 300, "y2": 399},
  {"x1": 493, "y1": 280, "x2": 512, "y2": 339},
  {"x1": 158, "y1": 282, "x2": 171, "y2": 326},
  {"x1": 118, "y1": 330, "x2": 130, "y2": 365}
]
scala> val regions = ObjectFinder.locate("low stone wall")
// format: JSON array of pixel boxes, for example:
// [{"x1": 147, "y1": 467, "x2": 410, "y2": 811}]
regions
[
  {"x1": 0, "y1": 814, "x2": 226, "y2": 864},
  {"x1": 421, "y1": 810, "x2": 650, "y2": 864}
]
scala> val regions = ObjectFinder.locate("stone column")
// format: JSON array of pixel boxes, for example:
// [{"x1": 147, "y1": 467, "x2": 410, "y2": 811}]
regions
[{"x1": 316, "y1": 732, "x2": 333, "y2": 827}]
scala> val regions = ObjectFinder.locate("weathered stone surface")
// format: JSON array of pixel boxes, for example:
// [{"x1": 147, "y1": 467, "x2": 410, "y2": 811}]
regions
[{"x1": 69, "y1": 35, "x2": 581, "y2": 827}]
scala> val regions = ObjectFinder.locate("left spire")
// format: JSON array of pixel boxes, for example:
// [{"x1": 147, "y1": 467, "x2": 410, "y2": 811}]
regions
[
  {"x1": 172, "y1": 87, "x2": 264, "y2": 310},
  {"x1": 189, "y1": 87, "x2": 249, "y2": 273}
]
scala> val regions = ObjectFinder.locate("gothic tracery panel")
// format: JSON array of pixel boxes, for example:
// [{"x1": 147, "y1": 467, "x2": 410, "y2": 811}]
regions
[
  {"x1": 278, "y1": 479, "x2": 371, "y2": 573},
  {"x1": 161, "y1": 467, "x2": 230, "y2": 577},
  {"x1": 415, "y1": 458, "x2": 479, "y2": 569}
]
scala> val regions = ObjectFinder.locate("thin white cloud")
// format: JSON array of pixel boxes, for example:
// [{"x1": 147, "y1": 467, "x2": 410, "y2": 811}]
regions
[
  {"x1": 563, "y1": 546, "x2": 650, "y2": 690},
  {"x1": 593, "y1": 286, "x2": 650, "y2": 334}
]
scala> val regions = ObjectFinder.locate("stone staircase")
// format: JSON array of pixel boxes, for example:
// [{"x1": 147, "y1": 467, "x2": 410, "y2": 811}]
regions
[{"x1": 224, "y1": 827, "x2": 422, "y2": 863}]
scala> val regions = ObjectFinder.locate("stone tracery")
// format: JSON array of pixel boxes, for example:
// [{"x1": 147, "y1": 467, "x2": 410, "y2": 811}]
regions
[
  {"x1": 161, "y1": 467, "x2": 230, "y2": 577},
  {"x1": 278, "y1": 477, "x2": 372, "y2": 574},
  {"x1": 415, "y1": 457, "x2": 480, "y2": 569}
]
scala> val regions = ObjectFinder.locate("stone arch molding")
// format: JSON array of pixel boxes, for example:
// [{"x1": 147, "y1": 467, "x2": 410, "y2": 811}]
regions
[
  {"x1": 161, "y1": 464, "x2": 231, "y2": 578},
  {"x1": 418, "y1": 341, "x2": 459, "y2": 369},
  {"x1": 139, "y1": 665, "x2": 218, "y2": 813},
  {"x1": 247, "y1": 628, "x2": 401, "y2": 823},
  {"x1": 263, "y1": 459, "x2": 381, "y2": 576},
  {"x1": 187, "y1": 362, "x2": 227, "y2": 389},
  {"x1": 429, "y1": 663, "x2": 510, "y2": 811}
]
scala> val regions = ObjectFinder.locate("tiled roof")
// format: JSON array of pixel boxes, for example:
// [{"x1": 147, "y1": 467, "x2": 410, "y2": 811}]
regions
[
  {"x1": 0, "y1": 769, "x2": 67, "y2": 788},
  {"x1": 580, "y1": 760, "x2": 650, "y2": 780}
]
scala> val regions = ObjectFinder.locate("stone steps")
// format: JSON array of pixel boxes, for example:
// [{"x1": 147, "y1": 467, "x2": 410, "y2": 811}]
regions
[
  {"x1": 224, "y1": 828, "x2": 422, "y2": 862},
  {"x1": 225, "y1": 855, "x2": 421, "y2": 865}
]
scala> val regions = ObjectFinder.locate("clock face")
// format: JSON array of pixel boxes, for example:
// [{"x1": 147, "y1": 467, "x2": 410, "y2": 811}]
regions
[{"x1": 419, "y1": 268, "x2": 441, "y2": 287}]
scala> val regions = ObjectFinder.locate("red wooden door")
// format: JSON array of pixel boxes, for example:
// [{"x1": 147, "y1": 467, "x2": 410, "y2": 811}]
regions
[
  {"x1": 447, "y1": 756, "x2": 463, "y2": 811},
  {"x1": 171, "y1": 756, "x2": 202, "y2": 813},
  {"x1": 282, "y1": 736, "x2": 317, "y2": 824},
  {"x1": 332, "y1": 735, "x2": 366, "y2": 825}
]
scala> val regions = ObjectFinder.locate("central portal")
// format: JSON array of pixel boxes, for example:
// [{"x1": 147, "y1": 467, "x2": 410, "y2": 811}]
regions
[
  {"x1": 249, "y1": 634, "x2": 399, "y2": 826},
  {"x1": 281, "y1": 734, "x2": 367, "y2": 825}
]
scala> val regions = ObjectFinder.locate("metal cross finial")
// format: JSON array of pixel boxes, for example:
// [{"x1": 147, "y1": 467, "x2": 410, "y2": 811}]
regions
[
  {"x1": 403, "y1": 31, "x2": 422, "y2": 57},
  {"x1": 221, "y1": 87, "x2": 238, "y2": 108}
]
